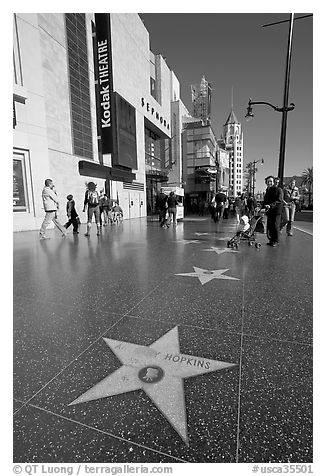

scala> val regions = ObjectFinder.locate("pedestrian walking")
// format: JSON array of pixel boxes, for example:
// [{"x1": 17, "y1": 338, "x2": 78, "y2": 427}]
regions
[
  {"x1": 157, "y1": 189, "x2": 169, "y2": 228},
  {"x1": 280, "y1": 179, "x2": 300, "y2": 236},
  {"x1": 198, "y1": 198, "x2": 205, "y2": 216},
  {"x1": 234, "y1": 193, "x2": 245, "y2": 224},
  {"x1": 229, "y1": 198, "x2": 236, "y2": 218},
  {"x1": 83, "y1": 182, "x2": 101, "y2": 236},
  {"x1": 204, "y1": 200, "x2": 209, "y2": 216},
  {"x1": 167, "y1": 191, "x2": 178, "y2": 226},
  {"x1": 214, "y1": 190, "x2": 227, "y2": 222},
  {"x1": 223, "y1": 197, "x2": 230, "y2": 219},
  {"x1": 262, "y1": 175, "x2": 283, "y2": 247},
  {"x1": 39, "y1": 179, "x2": 67, "y2": 239},
  {"x1": 210, "y1": 196, "x2": 216, "y2": 221},
  {"x1": 64, "y1": 194, "x2": 79, "y2": 234},
  {"x1": 98, "y1": 190, "x2": 106, "y2": 227},
  {"x1": 99, "y1": 191, "x2": 111, "y2": 226}
]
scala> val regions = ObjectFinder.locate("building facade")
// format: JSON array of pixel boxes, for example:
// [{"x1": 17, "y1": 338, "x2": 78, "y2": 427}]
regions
[
  {"x1": 182, "y1": 120, "x2": 219, "y2": 211},
  {"x1": 216, "y1": 144, "x2": 230, "y2": 193},
  {"x1": 191, "y1": 76, "x2": 212, "y2": 126},
  {"x1": 13, "y1": 13, "x2": 184, "y2": 231},
  {"x1": 221, "y1": 109, "x2": 244, "y2": 197}
]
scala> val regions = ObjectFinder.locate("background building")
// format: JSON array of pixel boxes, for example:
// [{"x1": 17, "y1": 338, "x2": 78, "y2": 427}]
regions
[
  {"x1": 182, "y1": 120, "x2": 218, "y2": 212},
  {"x1": 221, "y1": 109, "x2": 244, "y2": 197},
  {"x1": 191, "y1": 76, "x2": 212, "y2": 126},
  {"x1": 216, "y1": 144, "x2": 230, "y2": 193},
  {"x1": 13, "y1": 13, "x2": 185, "y2": 231}
]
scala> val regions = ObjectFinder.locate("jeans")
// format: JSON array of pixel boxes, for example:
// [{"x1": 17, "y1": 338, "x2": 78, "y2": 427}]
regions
[
  {"x1": 87, "y1": 205, "x2": 100, "y2": 224},
  {"x1": 65, "y1": 216, "x2": 79, "y2": 233},
  {"x1": 267, "y1": 212, "x2": 282, "y2": 244},
  {"x1": 40, "y1": 211, "x2": 67, "y2": 236},
  {"x1": 281, "y1": 203, "x2": 296, "y2": 233},
  {"x1": 168, "y1": 207, "x2": 177, "y2": 225},
  {"x1": 159, "y1": 209, "x2": 167, "y2": 226}
]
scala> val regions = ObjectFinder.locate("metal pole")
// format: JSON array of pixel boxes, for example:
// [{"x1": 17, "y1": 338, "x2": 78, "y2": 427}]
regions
[
  {"x1": 252, "y1": 161, "x2": 256, "y2": 197},
  {"x1": 278, "y1": 13, "x2": 294, "y2": 186}
]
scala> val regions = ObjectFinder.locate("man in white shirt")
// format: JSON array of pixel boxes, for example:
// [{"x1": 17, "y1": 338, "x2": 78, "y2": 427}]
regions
[{"x1": 39, "y1": 179, "x2": 67, "y2": 239}]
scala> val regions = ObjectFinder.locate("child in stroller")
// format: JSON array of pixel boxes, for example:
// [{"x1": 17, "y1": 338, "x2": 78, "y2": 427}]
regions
[{"x1": 227, "y1": 211, "x2": 265, "y2": 249}]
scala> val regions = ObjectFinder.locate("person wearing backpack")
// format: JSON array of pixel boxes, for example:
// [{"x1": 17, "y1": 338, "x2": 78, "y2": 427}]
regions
[{"x1": 83, "y1": 182, "x2": 101, "y2": 236}]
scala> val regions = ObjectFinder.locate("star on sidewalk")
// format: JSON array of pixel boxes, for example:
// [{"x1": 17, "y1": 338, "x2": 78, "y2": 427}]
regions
[
  {"x1": 69, "y1": 326, "x2": 236, "y2": 445},
  {"x1": 194, "y1": 232, "x2": 209, "y2": 236},
  {"x1": 175, "y1": 266, "x2": 240, "y2": 285},
  {"x1": 203, "y1": 247, "x2": 238, "y2": 255}
]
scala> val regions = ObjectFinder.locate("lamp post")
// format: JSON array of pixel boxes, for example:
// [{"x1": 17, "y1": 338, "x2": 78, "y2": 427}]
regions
[
  {"x1": 247, "y1": 158, "x2": 264, "y2": 197},
  {"x1": 251, "y1": 158, "x2": 264, "y2": 197},
  {"x1": 245, "y1": 13, "x2": 296, "y2": 186}
]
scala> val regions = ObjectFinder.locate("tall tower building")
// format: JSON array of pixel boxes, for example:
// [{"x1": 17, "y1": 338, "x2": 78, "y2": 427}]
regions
[
  {"x1": 191, "y1": 76, "x2": 212, "y2": 125},
  {"x1": 222, "y1": 109, "x2": 243, "y2": 197}
]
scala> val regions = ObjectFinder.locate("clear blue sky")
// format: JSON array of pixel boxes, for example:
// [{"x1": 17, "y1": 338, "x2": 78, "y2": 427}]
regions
[{"x1": 140, "y1": 13, "x2": 313, "y2": 193}]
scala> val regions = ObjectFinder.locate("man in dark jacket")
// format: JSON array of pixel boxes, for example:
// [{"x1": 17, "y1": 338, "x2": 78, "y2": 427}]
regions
[
  {"x1": 214, "y1": 190, "x2": 227, "y2": 222},
  {"x1": 157, "y1": 190, "x2": 168, "y2": 228},
  {"x1": 263, "y1": 176, "x2": 284, "y2": 247},
  {"x1": 167, "y1": 191, "x2": 178, "y2": 226}
]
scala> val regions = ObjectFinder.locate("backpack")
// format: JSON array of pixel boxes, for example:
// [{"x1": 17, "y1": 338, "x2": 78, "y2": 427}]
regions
[{"x1": 88, "y1": 190, "x2": 99, "y2": 206}]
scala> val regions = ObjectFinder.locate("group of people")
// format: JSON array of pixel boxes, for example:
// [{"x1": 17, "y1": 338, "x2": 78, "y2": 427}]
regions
[
  {"x1": 207, "y1": 176, "x2": 300, "y2": 248},
  {"x1": 208, "y1": 192, "x2": 257, "y2": 224},
  {"x1": 39, "y1": 179, "x2": 123, "y2": 239},
  {"x1": 157, "y1": 189, "x2": 179, "y2": 228},
  {"x1": 261, "y1": 176, "x2": 300, "y2": 247},
  {"x1": 39, "y1": 177, "x2": 300, "y2": 246}
]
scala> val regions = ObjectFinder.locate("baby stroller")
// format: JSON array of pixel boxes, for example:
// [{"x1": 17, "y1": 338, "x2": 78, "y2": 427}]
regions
[{"x1": 227, "y1": 210, "x2": 265, "y2": 250}]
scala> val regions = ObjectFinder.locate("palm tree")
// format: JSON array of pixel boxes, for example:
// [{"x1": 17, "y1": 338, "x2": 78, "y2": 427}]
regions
[{"x1": 301, "y1": 167, "x2": 313, "y2": 207}]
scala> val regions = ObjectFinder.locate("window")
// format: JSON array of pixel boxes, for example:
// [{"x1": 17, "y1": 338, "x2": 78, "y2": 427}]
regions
[
  {"x1": 150, "y1": 77, "x2": 157, "y2": 100},
  {"x1": 13, "y1": 150, "x2": 30, "y2": 212},
  {"x1": 145, "y1": 126, "x2": 168, "y2": 170},
  {"x1": 66, "y1": 13, "x2": 93, "y2": 159},
  {"x1": 13, "y1": 14, "x2": 23, "y2": 86}
]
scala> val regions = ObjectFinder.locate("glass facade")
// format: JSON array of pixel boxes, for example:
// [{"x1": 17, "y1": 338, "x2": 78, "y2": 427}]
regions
[{"x1": 65, "y1": 13, "x2": 93, "y2": 159}]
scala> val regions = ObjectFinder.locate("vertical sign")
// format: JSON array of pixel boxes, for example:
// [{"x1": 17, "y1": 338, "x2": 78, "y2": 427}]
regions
[
  {"x1": 114, "y1": 93, "x2": 137, "y2": 170},
  {"x1": 94, "y1": 14, "x2": 116, "y2": 155}
]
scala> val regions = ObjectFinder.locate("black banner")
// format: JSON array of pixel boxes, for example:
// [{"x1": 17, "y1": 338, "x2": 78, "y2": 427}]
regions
[
  {"x1": 114, "y1": 93, "x2": 137, "y2": 170},
  {"x1": 94, "y1": 14, "x2": 115, "y2": 155}
]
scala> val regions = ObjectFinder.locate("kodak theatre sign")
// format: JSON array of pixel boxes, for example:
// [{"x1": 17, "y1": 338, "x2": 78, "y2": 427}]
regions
[
  {"x1": 94, "y1": 14, "x2": 115, "y2": 155},
  {"x1": 98, "y1": 39, "x2": 111, "y2": 129}
]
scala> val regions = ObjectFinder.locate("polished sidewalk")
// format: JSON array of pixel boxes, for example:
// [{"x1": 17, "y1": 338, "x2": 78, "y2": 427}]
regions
[{"x1": 13, "y1": 216, "x2": 313, "y2": 463}]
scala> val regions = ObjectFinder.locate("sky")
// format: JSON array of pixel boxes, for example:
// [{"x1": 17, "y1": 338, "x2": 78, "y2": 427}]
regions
[{"x1": 140, "y1": 12, "x2": 313, "y2": 193}]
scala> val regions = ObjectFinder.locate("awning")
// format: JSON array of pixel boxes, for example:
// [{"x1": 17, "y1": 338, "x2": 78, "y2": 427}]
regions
[{"x1": 79, "y1": 161, "x2": 136, "y2": 182}]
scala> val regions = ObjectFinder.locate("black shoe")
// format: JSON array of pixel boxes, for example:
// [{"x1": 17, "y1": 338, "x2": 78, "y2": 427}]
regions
[{"x1": 271, "y1": 242, "x2": 280, "y2": 247}]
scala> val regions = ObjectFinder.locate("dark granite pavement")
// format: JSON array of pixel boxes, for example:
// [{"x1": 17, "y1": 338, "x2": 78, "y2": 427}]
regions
[{"x1": 13, "y1": 216, "x2": 313, "y2": 463}]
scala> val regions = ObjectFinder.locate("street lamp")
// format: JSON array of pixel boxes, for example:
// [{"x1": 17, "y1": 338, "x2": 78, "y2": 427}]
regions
[
  {"x1": 245, "y1": 13, "x2": 296, "y2": 186},
  {"x1": 245, "y1": 99, "x2": 295, "y2": 120}
]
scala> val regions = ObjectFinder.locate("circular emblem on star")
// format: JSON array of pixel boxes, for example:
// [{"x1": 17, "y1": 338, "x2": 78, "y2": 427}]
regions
[{"x1": 138, "y1": 366, "x2": 164, "y2": 384}]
